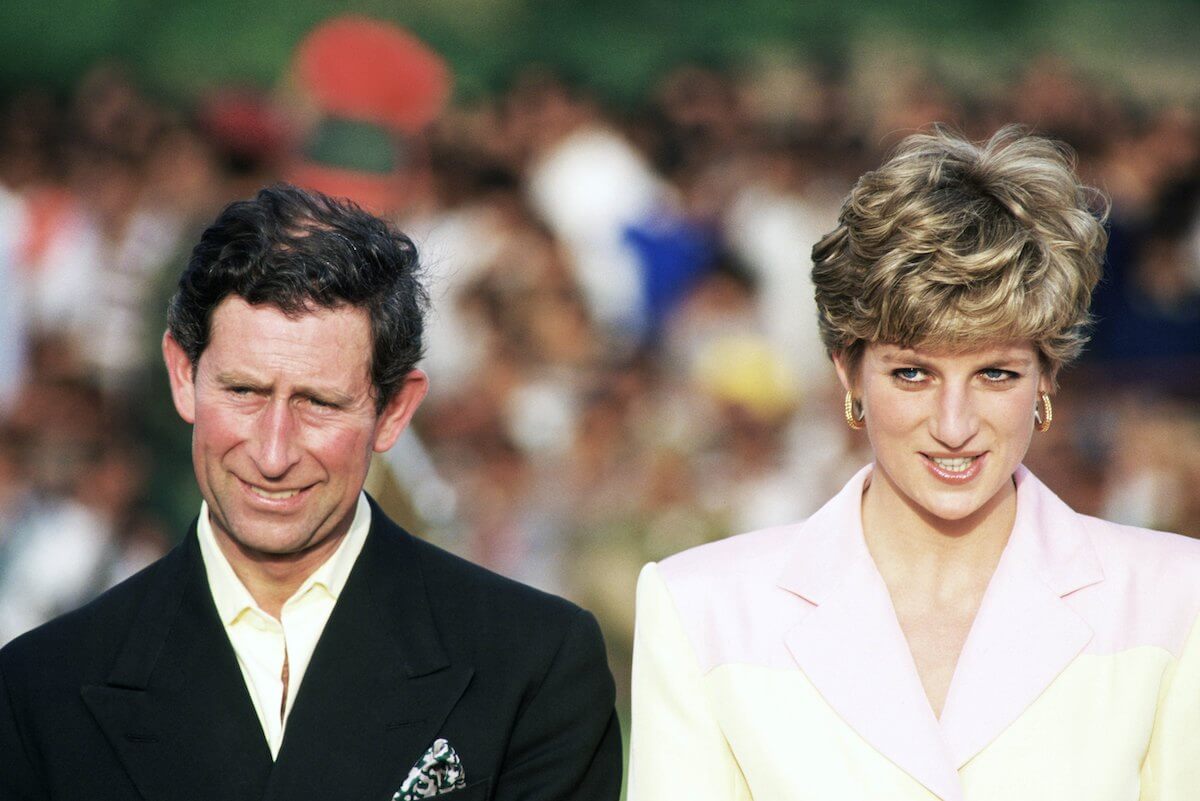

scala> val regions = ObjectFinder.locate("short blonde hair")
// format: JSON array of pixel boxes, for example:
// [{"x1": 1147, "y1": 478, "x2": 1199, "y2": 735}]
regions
[{"x1": 811, "y1": 126, "x2": 1107, "y2": 381}]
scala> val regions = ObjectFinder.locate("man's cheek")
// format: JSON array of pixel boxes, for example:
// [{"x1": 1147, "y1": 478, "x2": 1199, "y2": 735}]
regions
[{"x1": 309, "y1": 423, "x2": 370, "y2": 462}]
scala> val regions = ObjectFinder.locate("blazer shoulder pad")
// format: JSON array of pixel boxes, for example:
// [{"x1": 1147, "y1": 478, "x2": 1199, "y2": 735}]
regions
[
  {"x1": 375, "y1": 517, "x2": 584, "y2": 642},
  {"x1": 658, "y1": 522, "x2": 800, "y2": 590}
]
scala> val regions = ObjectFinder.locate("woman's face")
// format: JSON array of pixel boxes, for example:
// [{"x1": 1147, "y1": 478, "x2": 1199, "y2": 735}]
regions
[{"x1": 836, "y1": 341, "x2": 1049, "y2": 525}]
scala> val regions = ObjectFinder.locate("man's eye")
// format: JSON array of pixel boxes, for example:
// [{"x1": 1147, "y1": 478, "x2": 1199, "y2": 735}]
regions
[
  {"x1": 893, "y1": 368, "x2": 925, "y2": 382},
  {"x1": 229, "y1": 386, "x2": 253, "y2": 395}
]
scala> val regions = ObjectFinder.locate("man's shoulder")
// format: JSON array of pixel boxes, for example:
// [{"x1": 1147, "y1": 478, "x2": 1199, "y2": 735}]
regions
[
  {"x1": 369, "y1": 514, "x2": 590, "y2": 645},
  {"x1": 382, "y1": 517, "x2": 581, "y2": 615}
]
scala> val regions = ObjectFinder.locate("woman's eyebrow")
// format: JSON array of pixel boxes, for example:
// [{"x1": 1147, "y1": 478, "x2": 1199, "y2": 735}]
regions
[
  {"x1": 878, "y1": 349, "x2": 921, "y2": 363},
  {"x1": 978, "y1": 353, "x2": 1036, "y2": 368},
  {"x1": 876, "y1": 350, "x2": 1035, "y2": 367}
]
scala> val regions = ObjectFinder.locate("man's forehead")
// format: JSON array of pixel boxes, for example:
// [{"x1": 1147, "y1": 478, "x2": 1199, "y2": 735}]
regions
[
  {"x1": 204, "y1": 297, "x2": 373, "y2": 372},
  {"x1": 207, "y1": 296, "x2": 371, "y2": 335},
  {"x1": 209, "y1": 294, "x2": 358, "y2": 322}
]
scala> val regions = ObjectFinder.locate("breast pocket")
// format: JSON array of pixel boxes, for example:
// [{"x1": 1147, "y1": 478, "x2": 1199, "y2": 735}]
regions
[{"x1": 427, "y1": 778, "x2": 491, "y2": 801}]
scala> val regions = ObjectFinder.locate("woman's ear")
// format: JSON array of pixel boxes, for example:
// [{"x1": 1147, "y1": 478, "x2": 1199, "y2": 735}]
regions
[
  {"x1": 832, "y1": 351, "x2": 855, "y2": 395},
  {"x1": 1037, "y1": 369, "x2": 1054, "y2": 396}
]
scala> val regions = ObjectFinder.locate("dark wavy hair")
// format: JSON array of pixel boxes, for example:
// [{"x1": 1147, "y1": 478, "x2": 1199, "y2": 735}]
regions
[{"x1": 167, "y1": 184, "x2": 427, "y2": 411}]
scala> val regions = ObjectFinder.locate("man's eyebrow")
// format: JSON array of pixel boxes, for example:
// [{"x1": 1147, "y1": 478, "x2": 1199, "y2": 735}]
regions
[
  {"x1": 295, "y1": 385, "x2": 356, "y2": 406},
  {"x1": 214, "y1": 370, "x2": 266, "y2": 387},
  {"x1": 212, "y1": 372, "x2": 355, "y2": 404}
]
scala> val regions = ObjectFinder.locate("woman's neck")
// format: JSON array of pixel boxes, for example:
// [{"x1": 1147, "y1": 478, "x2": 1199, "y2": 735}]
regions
[{"x1": 860, "y1": 468, "x2": 1017, "y2": 595}]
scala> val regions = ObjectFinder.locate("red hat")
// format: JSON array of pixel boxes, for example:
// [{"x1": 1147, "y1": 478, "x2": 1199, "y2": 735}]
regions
[
  {"x1": 293, "y1": 15, "x2": 451, "y2": 134},
  {"x1": 288, "y1": 15, "x2": 450, "y2": 213}
]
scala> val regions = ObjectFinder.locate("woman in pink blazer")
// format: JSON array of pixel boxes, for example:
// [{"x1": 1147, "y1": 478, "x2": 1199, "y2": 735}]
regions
[{"x1": 629, "y1": 127, "x2": 1200, "y2": 801}]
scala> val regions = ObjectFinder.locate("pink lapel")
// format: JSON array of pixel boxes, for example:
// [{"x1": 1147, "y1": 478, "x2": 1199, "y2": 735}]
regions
[
  {"x1": 938, "y1": 466, "x2": 1102, "y2": 767},
  {"x1": 775, "y1": 465, "x2": 1102, "y2": 801},
  {"x1": 776, "y1": 466, "x2": 964, "y2": 801}
]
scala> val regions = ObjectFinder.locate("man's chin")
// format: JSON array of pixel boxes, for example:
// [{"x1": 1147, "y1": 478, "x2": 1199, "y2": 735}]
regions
[{"x1": 212, "y1": 513, "x2": 321, "y2": 560}]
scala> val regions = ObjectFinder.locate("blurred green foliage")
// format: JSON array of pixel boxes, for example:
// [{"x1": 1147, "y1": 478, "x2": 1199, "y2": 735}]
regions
[{"x1": 1, "y1": 0, "x2": 1197, "y2": 103}]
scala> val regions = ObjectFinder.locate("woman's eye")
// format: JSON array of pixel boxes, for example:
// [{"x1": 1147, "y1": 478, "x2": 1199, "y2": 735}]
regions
[
  {"x1": 893, "y1": 367, "x2": 925, "y2": 382},
  {"x1": 981, "y1": 368, "x2": 1017, "y2": 382}
]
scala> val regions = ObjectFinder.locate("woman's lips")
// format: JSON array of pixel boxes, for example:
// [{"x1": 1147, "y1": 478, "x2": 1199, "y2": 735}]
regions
[{"x1": 921, "y1": 452, "x2": 986, "y2": 483}]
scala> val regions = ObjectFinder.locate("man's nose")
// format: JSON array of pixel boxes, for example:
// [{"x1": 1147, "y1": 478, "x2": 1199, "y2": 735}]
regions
[
  {"x1": 250, "y1": 400, "x2": 302, "y2": 478},
  {"x1": 929, "y1": 385, "x2": 979, "y2": 449}
]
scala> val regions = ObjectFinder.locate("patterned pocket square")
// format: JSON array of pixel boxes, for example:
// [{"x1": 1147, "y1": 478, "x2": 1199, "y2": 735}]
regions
[{"x1": 394, "y1": 738, "x2": 467, "y2": 800}]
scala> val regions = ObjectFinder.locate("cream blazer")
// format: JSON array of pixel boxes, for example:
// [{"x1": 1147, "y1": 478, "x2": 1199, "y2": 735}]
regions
[{"x1": 629, "y1": 465, "x2": 1200, "y2": 801}]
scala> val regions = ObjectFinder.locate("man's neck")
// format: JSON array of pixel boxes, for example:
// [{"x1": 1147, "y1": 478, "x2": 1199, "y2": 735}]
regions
[{"x1": 212, "y1": 524, "x2": 349, "y2": 620}]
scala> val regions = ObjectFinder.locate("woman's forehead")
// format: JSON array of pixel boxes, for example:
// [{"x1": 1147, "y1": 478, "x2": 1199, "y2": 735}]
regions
[{"x1": 868, "y1": 340, "x2": 1039, "y2": 364}]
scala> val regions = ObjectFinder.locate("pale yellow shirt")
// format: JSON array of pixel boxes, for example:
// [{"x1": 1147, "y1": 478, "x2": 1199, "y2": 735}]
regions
[{"x1": 197, "y1": 493, "x2": 371, "y2": 759}]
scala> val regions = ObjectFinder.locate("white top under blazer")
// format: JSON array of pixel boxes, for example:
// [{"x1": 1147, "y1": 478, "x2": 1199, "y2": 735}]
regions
[{"x1": 629, "y1": 465, "x2": 1200, "y2": 801}]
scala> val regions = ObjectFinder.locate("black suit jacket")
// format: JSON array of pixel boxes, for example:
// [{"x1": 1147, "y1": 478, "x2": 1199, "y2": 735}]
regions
[{"x1": 0, "y1": 499, "x2": 621, "y2": 801}]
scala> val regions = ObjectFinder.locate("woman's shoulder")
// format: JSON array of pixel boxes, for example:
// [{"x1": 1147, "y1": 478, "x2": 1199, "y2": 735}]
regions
[
  {"x1": 1070, "y1": 514, "x2": 1200, "y2": 657},
  {"x1": 639, "y1": 522, "x2": 811, "y2": 674},
  {"x1": 1082, "y1": 514, "x2": 1200, "y2": 611},
  {"x1": 653, "y1": 465, "x2": 872, "y2": 589},
  {"x1": 1019, "y1": 468, "x2": 1200, "y2": 607},
  {"x1": 654, "y1": 522, "x2": 802, "y2": 590},
  {"x1": 1082, "y1": 513, "x2": 1200, "y2": 584}
]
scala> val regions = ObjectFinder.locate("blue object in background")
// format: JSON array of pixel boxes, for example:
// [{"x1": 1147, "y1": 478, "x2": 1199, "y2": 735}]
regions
[{"x1": 623, "y1": 208, "x2": 718, "y2": 339}]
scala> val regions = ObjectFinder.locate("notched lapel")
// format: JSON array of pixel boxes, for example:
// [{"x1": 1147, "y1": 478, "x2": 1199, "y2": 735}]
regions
[
  {"x1": 82, "y1": 533, "x2": 273, "y2": 801},
  {"x1": 936, "y1": 558, "x2": 1093, "y2": 768},
  {"x1": 776, "y1": 466, "x2": 1103, "y2": 801},
  {"x1": 266, "y1": 509, "x2": 475, "y2": 801},
  {"x1": 776, "y1": 467, "x2": 964, "y2": 801},
  {"x1": 939, "y1": 468, "x2": 1101, "y2": 768},
  {"x1": 268, "y1": 649, "x2": 473, "y2": 801},
  {"x1": 781, "y1": 559, "x2": 963, "y2": 801}
]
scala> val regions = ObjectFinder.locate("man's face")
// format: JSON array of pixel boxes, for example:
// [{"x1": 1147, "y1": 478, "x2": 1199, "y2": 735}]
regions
[{"x1": 163, "y1": 297, "x2": 426, "y2": 564}]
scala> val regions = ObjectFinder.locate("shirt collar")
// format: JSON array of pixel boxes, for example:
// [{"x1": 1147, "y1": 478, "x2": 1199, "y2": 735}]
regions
[{"x1": 197, "y1": 493, "x2": 373, "y2": 625}]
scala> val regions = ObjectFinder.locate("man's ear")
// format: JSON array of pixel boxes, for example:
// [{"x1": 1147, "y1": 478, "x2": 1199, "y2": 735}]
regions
[
  {"x1": 372, "y1": 369, "x2": 429, "y2": 453},
  {"x1": 162, "y1": 331, "x2": 197, "y2": 424}
]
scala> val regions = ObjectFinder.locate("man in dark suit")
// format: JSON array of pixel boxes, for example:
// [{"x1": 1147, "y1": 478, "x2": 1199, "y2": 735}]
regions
[{"x1": 0, "y1": 186, "x2": 621, "y2": 801}]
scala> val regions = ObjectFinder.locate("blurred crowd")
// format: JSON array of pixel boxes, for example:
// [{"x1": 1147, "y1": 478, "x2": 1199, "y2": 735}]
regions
[{"x1": 1, "y1": 48, "x2": 1199, "y2": 699}]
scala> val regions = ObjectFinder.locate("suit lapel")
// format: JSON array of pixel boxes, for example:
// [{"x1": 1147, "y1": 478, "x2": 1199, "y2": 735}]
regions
[
  {"x1": 777, "y1": 466, "x2": 1104, "y2": 801},
  {"x1": 938, "y1": 467, "x2": 1101, "y2": 768},
  {"x1": 265, "y1": 506, "x2": 472, "y2": 801},
  {"x1": 777, "y1": 467, "x2": 963, "y2": 801},
  {"x1": 82, "y1": 529, "x2": 273, "y2": 801}
]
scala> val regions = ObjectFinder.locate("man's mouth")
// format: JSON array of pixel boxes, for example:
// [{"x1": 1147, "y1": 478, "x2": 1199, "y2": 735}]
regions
[
  {"x1": 248, "y1": 485, "x2": 302, "y2": 500},
  {"x1": 238, "y1": 477, "x2": 312, "y2": 502}
]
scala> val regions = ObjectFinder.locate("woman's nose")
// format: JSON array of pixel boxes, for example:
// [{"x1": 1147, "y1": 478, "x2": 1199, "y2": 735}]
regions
[{"x1": 929, "y1": 386, "x2": 979, "y2": 448}]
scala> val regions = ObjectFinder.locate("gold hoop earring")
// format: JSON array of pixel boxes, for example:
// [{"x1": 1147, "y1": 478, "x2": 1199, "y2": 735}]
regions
[
  {"x1": 1034, "y1": 391, "x2": 1053, "y2": 433},
  {"x1": 844, "y1": 391, "x2": 865, "y2": 430}
]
